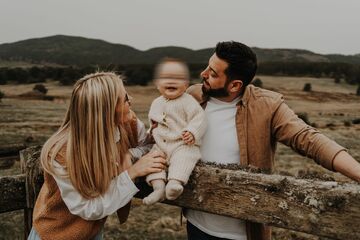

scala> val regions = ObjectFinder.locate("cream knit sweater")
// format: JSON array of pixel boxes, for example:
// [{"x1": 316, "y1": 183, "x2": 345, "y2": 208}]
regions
[
  {"x1": 147, "y1": 93, "x2": 206, "y2": 184},
  {"x1": 149, "y1": 93, "x2": 206, "y2": 150}
]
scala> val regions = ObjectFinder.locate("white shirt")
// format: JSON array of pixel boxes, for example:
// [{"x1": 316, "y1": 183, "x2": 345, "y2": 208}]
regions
[
  {"x1": 185, "y1": 96, "x2": 247, "y2": 240},
  {"x1": 52, "y1": 118, "x2": 150, "y2": 220}
]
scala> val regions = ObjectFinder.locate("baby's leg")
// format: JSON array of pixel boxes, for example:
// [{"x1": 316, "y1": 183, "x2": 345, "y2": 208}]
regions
[
  {"x1": 166, "y1": 146, "x2": 201, "y2": 200},
  {"x1": 143, "y1": 179, "x2": 166, "y2": 205}
]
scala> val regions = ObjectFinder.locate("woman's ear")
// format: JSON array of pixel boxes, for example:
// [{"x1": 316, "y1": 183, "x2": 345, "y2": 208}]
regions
[{"x1": 229, "y1": 80, "x2": 243, "y2": 93}]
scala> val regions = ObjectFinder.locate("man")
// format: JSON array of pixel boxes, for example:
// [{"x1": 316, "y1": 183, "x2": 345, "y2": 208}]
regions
[{"x1": 185, "y1": 41, "x2": 360, "y2": 240}]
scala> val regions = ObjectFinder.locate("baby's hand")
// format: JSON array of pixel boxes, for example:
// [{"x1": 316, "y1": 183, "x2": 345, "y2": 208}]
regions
[{"x1": 182, "y1": 131, "x2": 195, "y2": 145}]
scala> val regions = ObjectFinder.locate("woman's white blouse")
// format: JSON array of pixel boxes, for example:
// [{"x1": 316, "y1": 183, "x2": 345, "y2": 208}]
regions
[
  {"x1": 51, "y1": 118, "x2": 152, "y2": 221},
  {"x1": 53, "y1": 161, "x2": 139, "y2": 220}
]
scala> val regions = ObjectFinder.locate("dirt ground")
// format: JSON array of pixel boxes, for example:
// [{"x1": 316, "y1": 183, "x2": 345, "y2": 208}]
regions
[{"x1": 0, "y1": 75, "x2": 359, "y2": 239}]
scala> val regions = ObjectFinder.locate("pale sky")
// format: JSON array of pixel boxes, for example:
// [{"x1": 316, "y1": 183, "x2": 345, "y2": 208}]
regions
[{"x1": 1, "y1": 0, "x2": 359, "y2": 55}]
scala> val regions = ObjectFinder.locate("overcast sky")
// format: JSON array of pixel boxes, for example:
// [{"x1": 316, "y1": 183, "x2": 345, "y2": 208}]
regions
[{"x1": 1, "y1": 0, "x2": 359, "y2": 55}]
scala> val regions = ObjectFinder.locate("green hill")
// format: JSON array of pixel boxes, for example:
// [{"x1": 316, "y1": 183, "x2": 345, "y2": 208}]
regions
[{"x1": 0, "y1": 35, "x2": 359, "y2": 67}]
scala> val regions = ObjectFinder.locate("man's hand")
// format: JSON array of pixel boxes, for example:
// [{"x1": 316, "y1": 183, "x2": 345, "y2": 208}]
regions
[
  {"x1": 333, "y1": 151, "x2": 360, "y2": 183},
  {"x1": 182, "y1": 131, "x2": 195, "y2": 145}
]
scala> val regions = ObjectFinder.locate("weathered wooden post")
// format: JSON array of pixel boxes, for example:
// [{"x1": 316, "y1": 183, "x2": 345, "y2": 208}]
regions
[
  {"x1": 11, "y1": 146, "x2": 360, "y2": 240},
  {"x1": 20, "y1": 146, "x2": 43, "y2": 240},
  {"x1": 0, "y1": 143, "x2": 27, "y2": 169}
]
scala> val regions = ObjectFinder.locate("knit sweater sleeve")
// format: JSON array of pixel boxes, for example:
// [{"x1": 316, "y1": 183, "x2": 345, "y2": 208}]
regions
[
  {"x1": 52, "y1": 161, "x2": 139, "y2": 220},
  {"x1": 128, "y1": 118, "x2": 153, "y2": 162},
  {"x1": 182, "y1": 94, "x2": 207, "y2": 145}
]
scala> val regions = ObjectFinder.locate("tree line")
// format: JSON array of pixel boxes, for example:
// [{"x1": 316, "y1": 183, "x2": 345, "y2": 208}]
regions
[
  {"x1": 0, "y1": 64, "x2": 206, "y2": 86},
  {"x1": 0, "y1": 62, "x2": 359, "y2": 86}
]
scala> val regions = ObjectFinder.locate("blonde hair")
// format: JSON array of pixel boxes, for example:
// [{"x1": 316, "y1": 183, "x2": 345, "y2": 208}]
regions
[{"x1": 41, "y1": 72, "x2": 130, "y2": 198}]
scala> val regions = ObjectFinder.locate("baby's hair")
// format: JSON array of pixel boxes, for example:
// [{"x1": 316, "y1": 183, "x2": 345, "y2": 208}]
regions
[{"x1": 154, "y1": 57, "x2": 190, "y2": 81}]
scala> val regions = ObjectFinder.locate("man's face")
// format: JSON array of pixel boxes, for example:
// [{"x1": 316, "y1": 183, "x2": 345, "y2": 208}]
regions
[{"x1": 201, "y1": 53, "x2": 230, "y2": 98}]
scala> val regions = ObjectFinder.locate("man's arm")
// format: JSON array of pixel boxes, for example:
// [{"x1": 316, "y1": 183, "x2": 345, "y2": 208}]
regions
[{"x1": 272, "y1": 101, "x2": 360, "y2": 182}]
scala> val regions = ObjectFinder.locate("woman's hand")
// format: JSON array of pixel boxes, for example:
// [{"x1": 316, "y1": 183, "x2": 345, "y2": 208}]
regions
[{"x1": 127, "y1": 150, "x2": 167, "y2": 181}]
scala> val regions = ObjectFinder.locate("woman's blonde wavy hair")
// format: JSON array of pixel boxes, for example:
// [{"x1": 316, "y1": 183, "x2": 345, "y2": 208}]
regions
[{"x1": 41, "y1": 72, "x2": 130, "y2": 199}]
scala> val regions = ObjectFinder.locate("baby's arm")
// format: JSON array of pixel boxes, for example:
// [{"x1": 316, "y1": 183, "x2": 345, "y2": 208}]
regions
[{"x1": 182, "y1": 95, "x2": 207, "y2": 145}]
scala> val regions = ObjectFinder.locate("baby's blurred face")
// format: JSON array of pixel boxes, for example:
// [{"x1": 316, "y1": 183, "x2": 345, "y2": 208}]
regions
[{"x1": 155, "y1": 62, "x2": 189, "y2": 100}]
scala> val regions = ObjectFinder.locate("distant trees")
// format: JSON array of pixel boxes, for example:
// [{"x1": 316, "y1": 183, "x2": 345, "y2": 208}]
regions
[
  {"x1": 0, "y1": 90, "x2": 4, "y2": 102},
  {"x1": 0, "y1": 61, "x2": 360, "y2": 87},
  {"x1": 357, "y1": 85, "x2": 360, "y2": 96}
]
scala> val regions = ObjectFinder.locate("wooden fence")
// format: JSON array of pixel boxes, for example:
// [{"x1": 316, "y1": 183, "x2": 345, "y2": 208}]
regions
[{"x1": 1, "y1": 146, "x2": 360, "y2": 240}]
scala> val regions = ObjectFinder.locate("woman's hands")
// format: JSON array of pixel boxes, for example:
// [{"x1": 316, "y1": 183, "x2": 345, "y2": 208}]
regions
[{"x1": 127, "y1": 150, "x2": 167, "y2": 181}]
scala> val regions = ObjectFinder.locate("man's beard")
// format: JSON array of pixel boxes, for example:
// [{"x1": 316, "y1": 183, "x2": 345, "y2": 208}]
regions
[{"x1": 202, "y1": 79, "x2": 229, "y2": 98}]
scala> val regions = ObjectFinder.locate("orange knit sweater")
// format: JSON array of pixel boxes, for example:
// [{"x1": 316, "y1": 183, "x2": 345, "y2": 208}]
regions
[{"x1": 33, "y1": 149, "x2": 106, "y2": 240}]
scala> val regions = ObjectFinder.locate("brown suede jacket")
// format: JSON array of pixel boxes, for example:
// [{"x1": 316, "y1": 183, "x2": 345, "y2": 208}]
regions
[{"x1": 187, "y1": 84, "x2": 345, "y2": 240}]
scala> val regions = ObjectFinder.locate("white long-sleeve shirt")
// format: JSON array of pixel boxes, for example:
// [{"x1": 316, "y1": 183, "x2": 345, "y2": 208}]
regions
[{"x1": 52, "y1": 118, "x2": 150, "y2": 220}]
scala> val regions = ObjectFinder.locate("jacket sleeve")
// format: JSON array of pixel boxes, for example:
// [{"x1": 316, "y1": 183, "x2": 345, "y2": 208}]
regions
[
  {"x1": 271, "y1": 99, "x2": 346, "y2": 171},
  {"x1": 128, "y1": 118, "x2": 153, "y2": 162},
  {"x1": 52, "y1": 161, "x2": 139, "y2": 220}
]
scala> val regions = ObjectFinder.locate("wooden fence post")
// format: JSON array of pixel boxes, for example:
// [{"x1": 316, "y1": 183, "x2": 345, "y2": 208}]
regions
[{"x1": 20, "y1": 146, "x2": 43, "y2": 240}]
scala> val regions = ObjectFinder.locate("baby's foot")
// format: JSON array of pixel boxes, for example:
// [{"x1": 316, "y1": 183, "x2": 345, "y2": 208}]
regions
[
  {"x1": 143, "y1": 189, "x2": 165, "y2": 205},
  {"x1": 143, "y1": 179, "x2": 165, "y2": 205},
  {"x1": 166, "y1": 179, "x2": 184, "y2": 200}
]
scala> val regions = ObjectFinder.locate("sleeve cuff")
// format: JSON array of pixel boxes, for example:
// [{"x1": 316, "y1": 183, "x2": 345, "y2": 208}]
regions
[
  {"x1": 120, "y1": 170, "x2": 140, "y2": 194},
  {"x1": 318, "y1": 143, "x2": 347, "y2": 171}
]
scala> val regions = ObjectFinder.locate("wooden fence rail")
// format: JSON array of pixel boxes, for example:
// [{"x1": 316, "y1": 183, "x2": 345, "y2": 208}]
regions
[{"x1": 0, "y1": 146, "x2": 359, "y2": 240}]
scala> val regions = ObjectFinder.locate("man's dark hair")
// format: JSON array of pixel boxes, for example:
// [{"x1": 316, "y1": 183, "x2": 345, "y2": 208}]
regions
[{"x1": 215, "y1": 41, "x2": 257, "y2": 87}]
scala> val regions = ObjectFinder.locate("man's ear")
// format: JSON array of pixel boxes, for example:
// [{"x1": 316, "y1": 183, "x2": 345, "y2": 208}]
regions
[{"x1": 229, "y1": 80, "x2": 243, "y2": 93}]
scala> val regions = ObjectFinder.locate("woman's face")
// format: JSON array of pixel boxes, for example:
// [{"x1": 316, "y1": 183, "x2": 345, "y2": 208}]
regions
[{"x1": 115, "y1": 91, "x2": 131, "y2": 125}]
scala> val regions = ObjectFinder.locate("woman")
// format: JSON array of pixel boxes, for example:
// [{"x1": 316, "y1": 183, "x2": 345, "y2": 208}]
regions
[{"x1": 28, "y1": 72, "x2": 167, "y2": 240}]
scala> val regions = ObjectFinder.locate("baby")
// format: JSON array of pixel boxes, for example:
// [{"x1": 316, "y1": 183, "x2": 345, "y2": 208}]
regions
[{"x1": 143, "y1": 58, "x2": 207, "y2": 205}]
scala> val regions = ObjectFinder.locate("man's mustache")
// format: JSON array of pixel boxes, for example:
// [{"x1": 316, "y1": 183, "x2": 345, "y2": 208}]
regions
[{"x1": 202, "y1": 78, "x2": 211, "y2": 89}]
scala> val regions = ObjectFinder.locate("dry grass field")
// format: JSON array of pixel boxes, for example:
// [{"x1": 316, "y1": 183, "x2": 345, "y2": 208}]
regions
[{"x1": 0, "y1": 75, "x2": 359, "y2": 240}]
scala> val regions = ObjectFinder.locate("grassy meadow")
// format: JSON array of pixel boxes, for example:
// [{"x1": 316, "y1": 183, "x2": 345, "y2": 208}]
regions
[{"x1": 0, "y1": 75, "x2": 359, "y2": 240}]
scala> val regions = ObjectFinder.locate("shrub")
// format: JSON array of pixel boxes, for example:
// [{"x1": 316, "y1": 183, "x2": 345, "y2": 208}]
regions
[
  {"x1": 252, "y1": 78, "x2": 263, "y2": 88},
  {"x1": 0, "y1": 90, "x2": 4, "y2": 102},
  {"x1": 303, "y1": 83, "x2": 312, "y2": 92},
  {"x1": 344, "y1": 121, "x2": 352, "y2": 127},
  {"x1": 296, "y1": 112, "x2": 310, "y2": 125},
  {"x1": 311, "y1": 122, "x2": 318, "y2": 128},
  {"x1": 357, "y1": 85, "x2": 360, "y2": 96},
  {"x1": 352, "y1": 118, "x2": 360, "y2": 124},
  {"x1": 33, "y1": 84, "x2": 48, "y2": 94}
]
